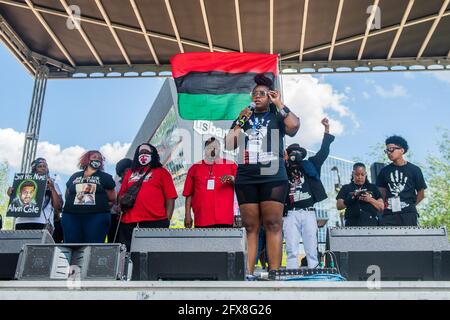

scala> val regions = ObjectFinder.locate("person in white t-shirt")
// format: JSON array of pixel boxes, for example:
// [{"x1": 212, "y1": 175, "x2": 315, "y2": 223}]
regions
[{"x1": 11, "y1": 158, "x2": 63, "y2": 233}]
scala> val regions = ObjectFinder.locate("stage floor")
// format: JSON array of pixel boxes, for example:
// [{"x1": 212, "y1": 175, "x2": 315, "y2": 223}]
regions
[{"x1": 1, "y1": 281, "x2": 449, "y2": 300}]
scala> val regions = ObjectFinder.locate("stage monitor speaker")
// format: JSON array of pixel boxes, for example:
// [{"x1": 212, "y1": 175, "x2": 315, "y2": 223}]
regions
[
  {"x1": 130, "y1": 228, "x2": 247, "y2": 280},
  {"x1": 326, "y1": 227, "x2": 450, "y2": 280},
  {"x1": 370, "y1": 162, "x2": 385, "y2": 185},
  {"x1": 0, "y1": 230, "x2": 54, "y2": 280},
  {"x1": 15, "y1": 243, "x2": 128, "y2": 281}
]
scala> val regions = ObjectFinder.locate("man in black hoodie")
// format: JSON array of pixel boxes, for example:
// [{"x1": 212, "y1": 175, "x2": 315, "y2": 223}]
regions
[{"x1": 283, "y1": 118, "x2": 335, "y2": 269}]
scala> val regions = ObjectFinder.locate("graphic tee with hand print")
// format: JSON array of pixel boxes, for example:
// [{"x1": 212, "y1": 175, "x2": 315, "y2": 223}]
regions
[{"x1": 377, "y1": 162, "x2": 427, "y2": 214}]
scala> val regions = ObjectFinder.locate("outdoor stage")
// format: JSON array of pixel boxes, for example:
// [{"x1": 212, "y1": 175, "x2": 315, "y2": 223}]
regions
[{"x1": 1, "y1": 281, "x2": 450, "y2": 300}]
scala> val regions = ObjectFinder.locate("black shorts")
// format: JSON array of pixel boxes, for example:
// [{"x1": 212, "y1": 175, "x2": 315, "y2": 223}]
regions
[{"x1": 235, "y1": 180, "x2": 289, "y2": 205}]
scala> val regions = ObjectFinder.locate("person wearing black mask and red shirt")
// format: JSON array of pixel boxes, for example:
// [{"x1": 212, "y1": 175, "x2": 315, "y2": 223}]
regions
[
  {"x1": 336, "y1": 163, "x2": 384, "y2": 226},
  {"x1": 62, "y1": 150, "x2": 116, "y2": 243},
  {"x1": 118, "y1": 143, "x2": 177, "y2": 250}
]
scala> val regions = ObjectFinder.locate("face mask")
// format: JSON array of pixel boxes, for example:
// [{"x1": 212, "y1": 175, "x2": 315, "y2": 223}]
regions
[
  {"x1": 89, "y1": 160, "x2": 101, "y2": 169},
  {"x1": 138, "y1": 153, "x2": 151, "y2": 166},
  {"x1": 205, "y1": 146, "x2": 219, "y2": 162}
]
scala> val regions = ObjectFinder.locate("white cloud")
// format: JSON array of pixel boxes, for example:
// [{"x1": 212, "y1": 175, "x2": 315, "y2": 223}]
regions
[
  {"x1": 0, "y1": 128, "x2": 23, "y2": 168},
  {"x1": 432, "y1": 71, "x2": 450, "y2": 85},
  {"x1": 374, "y1": 84, "x2": 407, "y2": 98},
  {"x1": 37, "y1": 142, "x2": 86, "y2": 176},
  {"x1": 362, "y1": 91, "x2": 371, "y2": 99},
  {"x1": 0, "y1": 128, "x2": 130, "y2": 175},
  {"x1": 100, "y1": 142, "x2": 132, "y2": 164},
  {"x1": 282, "y1": 75, "x2": 358, "y2": 148}
]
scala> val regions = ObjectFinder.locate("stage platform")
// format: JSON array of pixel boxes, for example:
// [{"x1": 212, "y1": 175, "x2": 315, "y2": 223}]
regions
[{"x1": 1, "y1": 281, "x2": 450, "y2": 300}]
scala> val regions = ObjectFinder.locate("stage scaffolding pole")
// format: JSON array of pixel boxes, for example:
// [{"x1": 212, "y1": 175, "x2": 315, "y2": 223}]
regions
[{"x1": 20, "y1": 64, "x2": 49, "y2": 173}]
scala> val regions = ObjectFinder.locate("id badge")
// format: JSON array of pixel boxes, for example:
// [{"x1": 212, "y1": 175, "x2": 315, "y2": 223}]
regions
[
  {"x1": 391, "y1": 196, "x2": 401, "y2": 212},
  {"x1": 207, "y1": 178, "x2": 215, "y2": 190},
  {"x1": 248, "y1": 139, "x2": 260, "y2": 153}
]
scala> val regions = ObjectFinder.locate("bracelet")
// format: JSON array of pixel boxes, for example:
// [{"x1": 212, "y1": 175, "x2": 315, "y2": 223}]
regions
[{"x1": 279, "y1": 105, "x2": 290, "y2": 118}]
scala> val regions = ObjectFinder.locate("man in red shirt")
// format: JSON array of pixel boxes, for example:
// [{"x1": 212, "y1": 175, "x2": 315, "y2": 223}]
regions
[{"x1": 183, "y1": 137, "x2": 237, "y2": 228}]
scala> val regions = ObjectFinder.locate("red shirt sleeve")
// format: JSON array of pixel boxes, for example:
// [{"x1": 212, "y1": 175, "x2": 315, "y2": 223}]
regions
[
  {"x1": 182, "y1": 165, "x2": 196, "y2": 197},
  {"x1": 160, "y1": 168, "x2": 178, "y2": 199},
  {"x1": 118, "y1": 169, "x2": 131, "y2": 197}
]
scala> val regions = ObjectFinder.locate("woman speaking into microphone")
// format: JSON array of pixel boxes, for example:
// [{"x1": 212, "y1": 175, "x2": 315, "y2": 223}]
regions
[{"x1": 225, "y1": 74, "x2": 300, "y2": 275}]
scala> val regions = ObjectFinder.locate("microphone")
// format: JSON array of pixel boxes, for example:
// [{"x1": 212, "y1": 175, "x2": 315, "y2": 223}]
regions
[{"x1": 238, "y1": 102, "x2": 256, "y2": 127}]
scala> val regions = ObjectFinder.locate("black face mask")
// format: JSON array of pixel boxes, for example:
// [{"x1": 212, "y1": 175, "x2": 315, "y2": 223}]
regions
[
  {"x1": 287, "y1": 149, "x2": 306, "y2": 167},
  {"x1": 89, "y1": 160, "x2": 101, "y2": 169}
]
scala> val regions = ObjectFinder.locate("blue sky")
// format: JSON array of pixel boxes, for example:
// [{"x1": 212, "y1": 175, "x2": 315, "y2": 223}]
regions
[
  {"x1": 321, "y1": 70, "x2": 450, "y2": 163},
  {"x1": 1, "y1": 43, "x2": 449, "y2": 187}
]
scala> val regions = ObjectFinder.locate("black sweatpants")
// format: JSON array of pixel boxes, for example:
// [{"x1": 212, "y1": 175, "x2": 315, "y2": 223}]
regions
[
  {"x1": 345, "y1": 212, "x2": 379, "y2": 226},
  {"x1": 379, "y1": 212, "x2": 418, "y2": 226},
  {"x1": 108, "y1": 214, "x2": 120, "y2": 243}
]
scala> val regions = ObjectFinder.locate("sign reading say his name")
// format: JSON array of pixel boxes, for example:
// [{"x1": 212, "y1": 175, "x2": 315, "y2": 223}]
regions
[{"x1": 6, "y1": 173, "x2": 47, "y2": 217}]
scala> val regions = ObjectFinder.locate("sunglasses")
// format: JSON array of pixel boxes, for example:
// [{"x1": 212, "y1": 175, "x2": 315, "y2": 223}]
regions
[
  {"x1": 251, "y1": 90, "x2": 268, "y2": 97},
  {"x1": 384, "y1": 147, "x2": 402, "y2": 154}
]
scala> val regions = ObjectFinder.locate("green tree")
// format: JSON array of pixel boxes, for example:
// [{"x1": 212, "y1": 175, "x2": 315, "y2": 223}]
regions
[
  {"x1": 0, "y1": 161, "x2": 13, "y2": 230},
  {"x1": 419, "y1": 129, "x2": 450, "y2": 233}
]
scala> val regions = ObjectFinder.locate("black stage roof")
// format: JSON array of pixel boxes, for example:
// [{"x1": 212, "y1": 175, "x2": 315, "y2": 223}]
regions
[{"x1": 0, "y1": 0, "x2": 449, "y2": 78}]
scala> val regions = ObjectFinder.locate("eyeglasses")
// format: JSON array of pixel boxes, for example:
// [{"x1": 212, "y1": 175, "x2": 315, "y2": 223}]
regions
[
  {"x1": 384, "y1": 147, "x2": 402, "y2": 154},
  {"x1": 251, "y1": 90, "x2": 268, "y2": 97}
]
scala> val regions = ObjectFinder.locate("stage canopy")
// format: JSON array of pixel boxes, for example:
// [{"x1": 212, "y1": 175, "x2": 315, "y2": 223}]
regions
[{"x1": 0, "y1": 0, "x2": 449, "y2": 78}]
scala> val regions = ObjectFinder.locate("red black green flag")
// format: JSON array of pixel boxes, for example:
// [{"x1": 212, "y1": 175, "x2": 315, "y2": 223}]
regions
[{"x1": 170, "y1": 52, "x2": 278, "y2": 120}]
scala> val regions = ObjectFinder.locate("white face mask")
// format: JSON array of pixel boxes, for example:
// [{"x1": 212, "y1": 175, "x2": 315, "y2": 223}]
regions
[{"x1": 138, "y1": 153, "x2": 151, "y2": 166}]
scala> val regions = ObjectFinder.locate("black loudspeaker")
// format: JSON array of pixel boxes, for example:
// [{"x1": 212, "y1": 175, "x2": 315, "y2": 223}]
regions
[
  {"x1": 326, "y1": 227, "x2": 450, "y2": 280},
  {"x1": 370, "y1": 162, "x2": 385, "y2": 185},
  {"x1": 130, "y1": 228, "x2": 247, "y2": 280},
  {"x1": 0, "y1": 230, "x2": 54, "y2": 280},
  {"x1": 15, "y1": 244, "x2": 128, "y2": 281}
]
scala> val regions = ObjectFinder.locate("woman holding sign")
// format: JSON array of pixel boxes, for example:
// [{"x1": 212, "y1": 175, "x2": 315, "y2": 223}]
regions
[
  {"x1": 10, "y1": 158, "x2": 63, "y2": 233},
  {"x1": 225, "y1": 74, "x2": 300, "y2": 275}
]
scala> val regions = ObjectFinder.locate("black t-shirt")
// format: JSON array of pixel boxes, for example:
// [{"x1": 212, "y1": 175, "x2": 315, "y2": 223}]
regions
[
  {"x1": 336, "y1": 182, "x2": 382, "y2": 219},
  {"x1": 376, "y1": 162, "x2": 427, "y2": 214},
  {"x1": 286, "y1": 168, "x2": 315, "y2": 209},
  {"x1": 63, "y1": 170, "x2": 116, "y2": 214},
  {"x1": 231, "y1": 110, "x2": 288, "y2": 184}
]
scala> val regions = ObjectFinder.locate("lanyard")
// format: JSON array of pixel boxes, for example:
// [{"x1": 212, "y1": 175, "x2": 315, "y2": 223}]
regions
[{"x1": 207, "y1": 163, "x2": 214, "y2": 176}]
